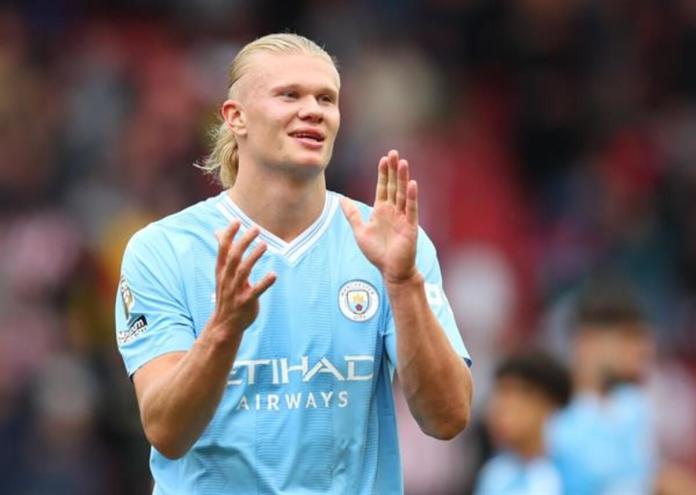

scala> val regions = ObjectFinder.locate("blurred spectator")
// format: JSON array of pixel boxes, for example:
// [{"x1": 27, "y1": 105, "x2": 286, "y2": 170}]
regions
[
  {"x1": 547, "y1": 277, "x2": 658, "y2": 495},
  {"x1": 12, "y1": 353, "x2": 110, "y2": 495},
  {"x1": 474, "y1": 350, "x2": 571, "y2": 495}
]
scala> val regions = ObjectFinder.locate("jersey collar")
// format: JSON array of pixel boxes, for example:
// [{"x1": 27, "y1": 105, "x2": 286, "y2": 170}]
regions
[{"x1": 216, "y1": 191, "x2": 339, "y2": 265}]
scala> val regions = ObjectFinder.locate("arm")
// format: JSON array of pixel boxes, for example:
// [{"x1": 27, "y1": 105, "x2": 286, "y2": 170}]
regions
[
  {"x1": 341, "y1": 150, "x2": 473, "y2": 439},
  {"x1": 132, "y1": 221, "x2": 275, "y2": 459},
  {"x1": 386, "y1": 273, "x2": 472, "y2": 439}
]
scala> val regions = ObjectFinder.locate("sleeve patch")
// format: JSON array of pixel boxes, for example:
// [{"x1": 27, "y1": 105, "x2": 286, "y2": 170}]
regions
[
  {"x1": 425, "y1": 283, "x2": 444, "y2": 307},
  {"x1": 119, "y1": 276, "x2": 135, "y2": 320},
  {"x1": 117, "y1": 315, "x2": 148, "y2": 345}
]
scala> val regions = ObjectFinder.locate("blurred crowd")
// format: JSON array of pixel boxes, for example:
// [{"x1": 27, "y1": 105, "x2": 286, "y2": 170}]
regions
[{"x1": 1, "y1": 0, "x2": 696, "y2": 493}]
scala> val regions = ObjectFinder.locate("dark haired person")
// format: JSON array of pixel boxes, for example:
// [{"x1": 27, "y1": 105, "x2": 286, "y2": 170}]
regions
[
  {"x1": 474, "y1": 351, "x2": 571, "y2": 495},
  {"x1": 548, "y1": 280, "x2": 657, "y2": 495}
]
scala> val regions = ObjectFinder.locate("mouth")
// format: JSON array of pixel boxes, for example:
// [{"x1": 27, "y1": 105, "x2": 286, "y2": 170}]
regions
[{"x1": 288, "y1": 129, "x2": 326, "y2": 148}]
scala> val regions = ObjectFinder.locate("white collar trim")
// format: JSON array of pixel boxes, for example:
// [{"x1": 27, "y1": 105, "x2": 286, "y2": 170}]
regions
[{"x1": 216, "y1": 191, "x2": 338, "y2": 265}]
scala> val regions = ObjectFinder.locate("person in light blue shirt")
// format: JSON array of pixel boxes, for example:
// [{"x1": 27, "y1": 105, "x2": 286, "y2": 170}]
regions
[
  {"x1": 475, "y1": 350, "x2": 571, "y2": 495},
  {"x1": 476, "y1": 454, "x2": 562, "y2": 495},
  {"x1": 114, "y1": 33, "x2": 473, "y2": 495},
  {"x1": 547, "y1": 279, "x2": 658, "y2": 495}
]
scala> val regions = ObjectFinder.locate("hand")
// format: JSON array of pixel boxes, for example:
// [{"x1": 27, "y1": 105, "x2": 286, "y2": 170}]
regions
[
  {"x1": 211, "y1": 220, "x2": 276, "y2": 336},
  {"x1": 341, "y1": 149, "x2": 419, "y2": 285}
]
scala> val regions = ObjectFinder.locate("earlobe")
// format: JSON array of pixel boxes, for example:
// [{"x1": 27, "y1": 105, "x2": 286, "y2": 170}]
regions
[{"x1": 221, "y1": 100, "x2": 247, "y2": 137}]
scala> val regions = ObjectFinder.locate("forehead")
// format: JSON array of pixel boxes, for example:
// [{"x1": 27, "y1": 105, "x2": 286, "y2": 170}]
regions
[
  {"x1": 495, "y1": 376, "x2": 544, "y2": 400},
  {"x1": 240, "y1": 52, "x2": 340, "y2": 96},
  {"x1": 582, "y1": 323, "x2": 651, "y2": 340}
]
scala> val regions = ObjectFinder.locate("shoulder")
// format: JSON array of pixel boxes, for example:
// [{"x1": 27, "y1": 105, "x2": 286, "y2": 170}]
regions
[
  {"x1": 610, "y1": 384, "x2": 650, "y2": 408},
  {"x1": 609, "y1": 385, "x2": 655, "y2": 430},
  {"x1": 527, "y1": 457, "x2": 564, "y2": 487},
  {"x1": 476, "y1": 453, "x2": 518, "y2": 492},
  {"x1": 124, "y1": 194, "x2": 222, "y2": 262},
  {"x1": 481, "y1": 453, "x2": 518, "y2": 476},
  {"x1": 546, "y1": 402, "x2": 583, "y2": 444}
]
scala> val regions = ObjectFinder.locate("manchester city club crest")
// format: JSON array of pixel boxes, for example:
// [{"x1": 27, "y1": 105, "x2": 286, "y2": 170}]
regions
[{"x1": 338, "y1": 280, "x2": 379, "y2": 322}]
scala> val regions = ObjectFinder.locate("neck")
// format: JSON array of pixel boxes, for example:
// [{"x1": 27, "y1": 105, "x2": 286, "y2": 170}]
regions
[
  {"x1": 573, "y1": 354, "x2": 612, "y2": 397},
  {"x1": 570, "y1": 344, "x2": 607, "y2": 397},
  {"x1": 514, "y1": 429, "x2": 546, "y2": 461},
  {"x1": 229, "y1": 161, "x2": 327, "y2": 242}
]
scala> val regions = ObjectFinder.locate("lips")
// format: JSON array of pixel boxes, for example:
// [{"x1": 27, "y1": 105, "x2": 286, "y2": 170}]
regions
[{"x1": 288, "y1": 129, "x2": 325, "y2": 142}]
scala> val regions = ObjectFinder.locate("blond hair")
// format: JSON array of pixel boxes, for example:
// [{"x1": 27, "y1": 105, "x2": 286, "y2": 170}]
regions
[{"x1": 199, "y1": 33, "x2": 338, "y2": 188}]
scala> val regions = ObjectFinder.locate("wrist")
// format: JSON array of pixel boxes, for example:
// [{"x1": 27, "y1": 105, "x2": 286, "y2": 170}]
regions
[
  {"x1": 202, "y1": 316, "x2": 244, "y2": 348},
  {"x1": 384, "y1": 269, "x2": 424, "y2": 291}
]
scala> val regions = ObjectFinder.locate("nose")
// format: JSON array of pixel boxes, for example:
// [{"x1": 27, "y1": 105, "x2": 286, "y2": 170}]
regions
[{"x1": 297, "y1": 96, "x2": 323, "y2": 123}]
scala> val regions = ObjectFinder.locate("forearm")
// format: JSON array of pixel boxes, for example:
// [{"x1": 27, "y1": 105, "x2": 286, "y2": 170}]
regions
[
  {"x1": 388, "y1": 273, "x2": 472, "y2": 439},
  {"x1": 138, "y1": 322, "x2": 242, "y2": 459}
]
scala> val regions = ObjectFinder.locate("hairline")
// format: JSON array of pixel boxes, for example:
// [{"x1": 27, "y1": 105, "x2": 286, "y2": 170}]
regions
[{"x1": 229, "y1": 51, "x2": 340, "y2": 102}]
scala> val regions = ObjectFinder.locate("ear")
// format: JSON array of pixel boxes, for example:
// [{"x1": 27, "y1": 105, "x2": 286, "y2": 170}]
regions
[{"x1": 221, "y1": 99, "x2": 247, "y2": 137}]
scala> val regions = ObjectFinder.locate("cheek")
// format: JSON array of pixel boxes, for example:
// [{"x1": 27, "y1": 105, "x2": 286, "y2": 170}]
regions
[
  {"x1": 246, "y1": 104, "x2": 287, "y2": 135},
  {"x1": 491, "y1": 396, "x2": 544, "y2": 437},
  {"x1": 622, "y1": 340, "x2": 653, "y2": 373},
  {"x1": 318, "y1": 106, "x2": 339, "y2": 135},
  {"x1": 329, "y1": 110, "x2": 340, "y2": 133},
  {"x1": 487, "y1": 397, "x2": 521, "y2": 434}
]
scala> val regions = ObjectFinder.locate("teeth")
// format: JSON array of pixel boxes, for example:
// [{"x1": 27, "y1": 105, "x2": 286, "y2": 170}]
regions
[{"x1": 292, "y1": 132, "x2": 321, "y2": 140}]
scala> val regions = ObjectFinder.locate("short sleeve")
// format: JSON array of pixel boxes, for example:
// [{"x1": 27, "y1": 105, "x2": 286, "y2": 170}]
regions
[
  {"x1": 115, "y1": 225, "x2": 195, "y2": 377},
  {"x1": 384, "y1": 229, "x2": 471, "y2": 369}
]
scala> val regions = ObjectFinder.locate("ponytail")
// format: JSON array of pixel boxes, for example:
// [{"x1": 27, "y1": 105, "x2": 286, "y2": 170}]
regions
[{"x1": 199, "y1": 120, "x2": 238, "y2": 187}]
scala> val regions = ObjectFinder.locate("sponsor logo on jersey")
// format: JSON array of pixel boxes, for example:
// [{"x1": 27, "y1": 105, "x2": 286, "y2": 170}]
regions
[
  {"x1": 227, "y1": 355, "x2": 374, "y2": 412},
  {"x1": 227, "y1": 355, "x2": 374, "y2": 386},
  {"x1": 117, "y1": 315, "x2": 148, "y2": 345},
  {"x1": 119, "y1": 276, "x2": 134, "y2": 319},
  {"x1": 234, "y1": 390, "x2": 349, "y2": 412},
  {"x1": 338, "y1": 280, "x2": 379, "y2": 322}
]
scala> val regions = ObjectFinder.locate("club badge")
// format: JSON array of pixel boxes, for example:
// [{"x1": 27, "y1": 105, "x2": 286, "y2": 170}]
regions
[{"x1": 339, "y1": 280, "x2": 379, "y2": 322}]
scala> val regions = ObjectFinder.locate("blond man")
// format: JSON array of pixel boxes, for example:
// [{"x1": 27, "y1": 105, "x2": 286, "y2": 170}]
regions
[{"x1": 115, "y1": 33, "x2": 472, "y2": 494}]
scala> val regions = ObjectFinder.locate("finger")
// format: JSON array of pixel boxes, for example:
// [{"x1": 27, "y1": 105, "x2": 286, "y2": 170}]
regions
[
  {"x1": 387, "y1": 150, "x2": 399, "y2": 204},
  {"x1": 251, "y1": 272, "x2": 277, "y2": 298},
  {"x1": 216, "y1": 220, "x2": 241, "y2": 274},
  {"x1": 396, "y1": 159, "x2": 409, "y2": 212},
  {"x1": 406, "y1": 180, "x2": 419, "y2": 225},
  {"x1": 224, "y1": 226, "x2": 260, "y2": 281},
  {"x1": 374, "y1": 157, "x2": 388, "y2": 205},
  {"x1": 340, "y1": 196, "x2": 364, "y2": 233},
  {"x1": 233, "y1": 241, "x2": 267, "y2": 289}
]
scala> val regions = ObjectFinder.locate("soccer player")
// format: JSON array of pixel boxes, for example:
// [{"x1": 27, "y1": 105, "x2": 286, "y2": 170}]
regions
[
  {"x1": 474, "y1": 350, "x2": 571, "y2": 495},
  {"x1": 547, "y1": 279, "x2": 657, "y2": 495},
  {"x1": 114, "y1": 33, "x2": 472, "y2": 494}
]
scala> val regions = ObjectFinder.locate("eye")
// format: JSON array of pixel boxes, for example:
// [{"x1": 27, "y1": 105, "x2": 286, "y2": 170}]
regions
[
  {"x1": 280, "y1": 90, "x2": 299, "y2": 99},
  {"x1": 318, "y1": 94, "x2": 335, "y2": 104}
]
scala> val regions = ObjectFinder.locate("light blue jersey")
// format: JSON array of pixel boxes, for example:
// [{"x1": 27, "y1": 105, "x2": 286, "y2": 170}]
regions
[
  {"x1": 474, "y1": 453, "x2": 563, "y2": 495},
  {"x1": 115, "y1": 190, "x2": 470, "y2": 495},
  {"x1": 547, "y1": 385, "x2": 657, "y2": 495}
]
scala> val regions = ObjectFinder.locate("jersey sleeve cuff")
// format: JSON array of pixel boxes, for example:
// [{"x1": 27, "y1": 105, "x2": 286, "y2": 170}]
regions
[{"x1": 120, "y1": 325, "x2": 195, "y2": 378}]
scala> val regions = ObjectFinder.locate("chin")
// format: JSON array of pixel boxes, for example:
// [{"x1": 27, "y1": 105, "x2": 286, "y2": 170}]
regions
[{"x1": 289, "y1": 152, "x2": 330, "y2": 171}]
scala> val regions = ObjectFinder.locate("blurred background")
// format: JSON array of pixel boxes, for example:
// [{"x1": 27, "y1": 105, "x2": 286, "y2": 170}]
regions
[{"x1": 1, "y1": 0, "x2": 696, "y2": 493}]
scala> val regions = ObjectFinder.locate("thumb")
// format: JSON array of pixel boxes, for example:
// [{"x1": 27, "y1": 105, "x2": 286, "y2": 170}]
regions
[{"x1": 340, "y1": 196, "x2": 364, "y2": 233}]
